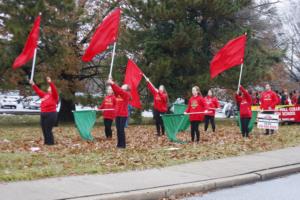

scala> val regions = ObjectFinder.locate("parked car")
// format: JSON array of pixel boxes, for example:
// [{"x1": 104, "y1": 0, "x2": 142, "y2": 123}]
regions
[
  {"x1": 223, "y1": 101, "x2": 238, "y2": 118},
  {"x1": 22, "y1": 96, "x2": 40, "y2": 110},
  {"x1": 0, "y1": 97, "x2": 18, "y2": 109},
  {"x1": 217, "y1": 100, "x2": 227, "y2": 113}
]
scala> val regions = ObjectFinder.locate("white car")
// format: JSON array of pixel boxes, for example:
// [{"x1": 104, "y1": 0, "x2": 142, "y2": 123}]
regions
[
  {"x1": 28, "y1": 99, "x2": 41, "y2": 110},
  {"x1": 0, "y1": 97, "x2": 18, "y2": 109},
  {"x1": 22, "y1": 96, "x2": 40, "y2": 110}
]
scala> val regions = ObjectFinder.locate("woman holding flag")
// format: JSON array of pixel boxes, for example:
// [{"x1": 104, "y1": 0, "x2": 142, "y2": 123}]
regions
[
  {"x1": 235, "y1": 85, "x2": 252, "y2": 138},
  {"x1": 98, "y1": 86, "x2": 116, "y2": 139},
  {"x1": 29, "y1": 77, "x2": 59, "y2": 145},
  {"x1": 204, "y1": 89, "x2": 220, "y2": 133},
  {"x1": 184, "y1": 86, "x2": 207, "y2": 143},
  {"x1": 107, "y1": 79, "x2": 130, "y2": 148},
  {"x1": 144, "y1": 75, "x2": 168, "y2": 136}
]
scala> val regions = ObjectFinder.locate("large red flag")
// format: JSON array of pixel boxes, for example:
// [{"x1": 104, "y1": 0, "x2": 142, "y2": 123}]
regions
[
  {"x1": 124, "y1": 59, "x2": 143, "y2": 109},
  {"x1": 12, "y1": 16, "x2": 41, "y2": 69},
  {"x1": 82, "y1": 8, "x2": 121, "y2": 62},
  {"x1": 210, "y1": 34, "x2": 246, "y2": 79}
]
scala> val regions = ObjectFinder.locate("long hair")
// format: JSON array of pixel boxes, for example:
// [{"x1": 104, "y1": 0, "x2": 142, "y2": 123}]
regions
[
  {"x1": 207, "y1": 89, "x2": 214, "y2": 97},
  {"x1": 192, "y1": 86, "x2": 202, "y2": 96},
  {"x1": 159, "y1": 85, "x2": 169, "y2": 103}
]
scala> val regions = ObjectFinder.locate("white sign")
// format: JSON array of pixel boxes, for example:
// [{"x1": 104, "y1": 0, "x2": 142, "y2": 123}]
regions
[{"x1": 257, "y1": 113, "x2": 279, "y2": 130}]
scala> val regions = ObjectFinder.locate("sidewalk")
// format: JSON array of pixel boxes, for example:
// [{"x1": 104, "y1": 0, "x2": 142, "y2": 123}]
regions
[{"x1": 1, "y1": 146, "x2": 300, "y2": 200}]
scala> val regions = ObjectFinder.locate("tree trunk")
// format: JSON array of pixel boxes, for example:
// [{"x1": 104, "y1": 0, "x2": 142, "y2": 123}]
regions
[{"x1": 58, "y1": 97, "x2": 75, "y2": 123}]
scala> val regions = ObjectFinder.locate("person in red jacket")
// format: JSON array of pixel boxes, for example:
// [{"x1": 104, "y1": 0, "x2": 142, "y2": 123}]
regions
[
  {"x1": 29, "y1": 77, "x2": 59, "y2": 145},
  {"x1": 184, "y1": 86, "x2": 207, "y2": 143},
  {"x1": 235, "y1": 85, "x2": 252, "y2": 138},
  {"x1": 292, "y1": 90, "x2": 299, "y2": 105},
  {"x1": 98, "y1": 86, "x2": 116, "y2": 139},
  {"x1": 260, "y1": 84, "x2": 279, "y2": 135},
  {"x1": 250, "y1": 90, "x2": 259, "y2": 105},
  {"x1": 204, "y1": 89, "x2": 220, "y2": 133},
  {"x1": 107, "y1": 79, "x2": 130, "y2": 148},
  {"x1": 144, "y1": 75, "x2": 168, "y2": 136}
]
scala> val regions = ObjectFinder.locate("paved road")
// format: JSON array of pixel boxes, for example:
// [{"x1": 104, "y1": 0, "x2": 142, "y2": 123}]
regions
[{"x1": 186, "y1": 173, "x2": 300, "y2": 200}]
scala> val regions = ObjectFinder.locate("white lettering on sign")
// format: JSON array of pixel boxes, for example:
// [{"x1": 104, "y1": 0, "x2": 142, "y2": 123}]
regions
[{"x1": 257, "y1": 113, "x2": 279, "y2": 130}]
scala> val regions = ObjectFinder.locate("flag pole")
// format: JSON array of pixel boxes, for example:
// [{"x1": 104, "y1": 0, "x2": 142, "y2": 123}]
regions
[
  {"x1": 237, "y1": 63, "x2": 244, "y2": 93},
  {"x1": 108, "y1": 42, "x2": 117, "y2": 79},
  {"x1": 30, "y1": 48, "x2": 38, "y2": 81},
  {"x1": 237, "y1": 32, "x2": 247, "y2": 93},
  {"x1": 142, "y1": 73, "x2": 158, "y2": 92}
]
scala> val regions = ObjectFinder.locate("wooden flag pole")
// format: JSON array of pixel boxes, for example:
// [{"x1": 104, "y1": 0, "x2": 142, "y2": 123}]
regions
[
  {"x1": 108, "y1": 42, "x2": 117, "y2": 79},
  {"x1": 30, "y1": 48, "x2": 38, "y2": 81}
]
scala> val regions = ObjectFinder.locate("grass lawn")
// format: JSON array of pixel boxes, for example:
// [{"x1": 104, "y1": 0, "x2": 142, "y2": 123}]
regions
[{"x1": 1, "y1": 115, "x2": 300, "y2": 182}]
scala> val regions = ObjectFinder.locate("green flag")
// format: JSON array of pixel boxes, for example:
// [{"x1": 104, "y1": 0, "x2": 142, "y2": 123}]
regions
[
  {"x1": 161, "y1": 104, "x2": 190, "y2": 143},
  {"x1": 73, "y1": 110, "x2": 96, "y2": 141},
  {"x1": 237, "y1": 111, "x2": 258, "y2": 133}
]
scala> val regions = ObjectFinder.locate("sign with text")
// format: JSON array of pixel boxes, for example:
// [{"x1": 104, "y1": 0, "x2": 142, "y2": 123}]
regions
[
  {"x1": 276, "y1": 106, "x2": 300, "y2": 122},
  {"x1": 257, "y1": 113, "x2": 279, "y2": 130},
  {"x1": 252, "y1": 105, "x2": 300, "y2": 122}
]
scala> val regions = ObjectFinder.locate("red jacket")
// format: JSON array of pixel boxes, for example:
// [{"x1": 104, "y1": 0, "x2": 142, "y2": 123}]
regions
[
  {"x1": 32, "y1": 82, "x2": 59, "y2": 113},
  {"x1": 260, "y1": 90, "x2": 279, "y2": 110},
  {"x1": 185, "y1": 95, "x2": 207, "y2": 121},
  {"x1": 98, "y1": 95, "x2": 116, "y2": 120},
  {"x1": 235, "y1": 86, "x2": 252, "y2": 118},
  {"x1": 252, "y1": 95, "x2": 258, "y2": 105},
  {"x1": 204, "y1": 96, "x2": 219, "y2": 116},
  {"x1": 147, "y1": 82, "x2": 168, "y2": 112},
  {"x1": 292, "y1": 95, "x2": 298, "y2": 105},
  {"x1": 111, "y1": 83, "x2": 131, "y2": 117}
]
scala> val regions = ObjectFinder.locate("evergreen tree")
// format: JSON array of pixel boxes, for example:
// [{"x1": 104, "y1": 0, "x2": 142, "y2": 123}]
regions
[{"x1": 122, "y1": 0, "x2": 283, "y2": 100}]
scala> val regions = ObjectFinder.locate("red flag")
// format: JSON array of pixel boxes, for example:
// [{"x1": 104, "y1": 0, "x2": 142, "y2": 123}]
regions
[
  {"x1": 82, "y1": 8, "x2": 121, "y2": 62},
  {"x1": 210, "y1": 34, "x2": 246, "y2": 79},
  {"x1": 12, "y1": 16, "x2": 41, "y2": 69},
  {"x1": 124, "y1": 59, "x2": 143, "y2": 109}
]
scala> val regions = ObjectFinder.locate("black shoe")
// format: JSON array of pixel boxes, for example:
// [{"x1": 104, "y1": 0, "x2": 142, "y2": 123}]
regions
[{"x1": 265, "y1": 131, "x2": 269, "y2": 135}]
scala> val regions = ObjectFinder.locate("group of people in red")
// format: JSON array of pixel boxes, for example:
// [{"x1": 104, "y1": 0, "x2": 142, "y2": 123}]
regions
[
  {"x1": 250, "y1": 88, "x2": 300, "y2": 106},
  {"x1": 236, "y1": 83, "x2": 281, "y2": 137},
  {"x1": 100, "y1": 75, "x2": 169, "y2": 148},
  {"x1": 28, "y1": 74, "x2": 222, "y2": 147},
  {"x1": 28, "y1": 75, "x2": 286, "y2": 148},
  {"x1": 103, "y1": 79, "x2": 221, "y2": 145}
]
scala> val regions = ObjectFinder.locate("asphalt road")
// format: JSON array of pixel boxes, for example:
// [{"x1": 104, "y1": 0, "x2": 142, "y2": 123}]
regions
[{"x1": 186, "y1": 173, "x2": 300, "y2": 200}]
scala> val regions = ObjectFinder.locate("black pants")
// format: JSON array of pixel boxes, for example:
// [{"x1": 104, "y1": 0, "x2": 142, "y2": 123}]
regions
[
  {"x1": 263, "y1": 111, "x2": 275, "y2": 135},
  {"x1": 40, "y1": 112, "x2": 57, "y2": 145},
  {"x1": 115, "y1": 117, "x2": 127, "y2": 148},
  {"x1": 190, "y1": 121, "x2": 200, "y2": 142},
  {"x1": 240, "y1": 117, "x2": 251, "y2": 138},
  {"x1": 104, "y1": 119, "x2": 113, "y2": 138},
  {"x1": 204, "y1": 115, "x2": 216, "y2": 132},
  {"x1": 153, "y1": 109, "x2": 165, "y2": 136}
]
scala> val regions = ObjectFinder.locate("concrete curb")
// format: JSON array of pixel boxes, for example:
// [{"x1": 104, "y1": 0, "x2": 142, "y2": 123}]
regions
[{"x1": 70, "y1": 164, "x2": 300, "y2": 200}]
